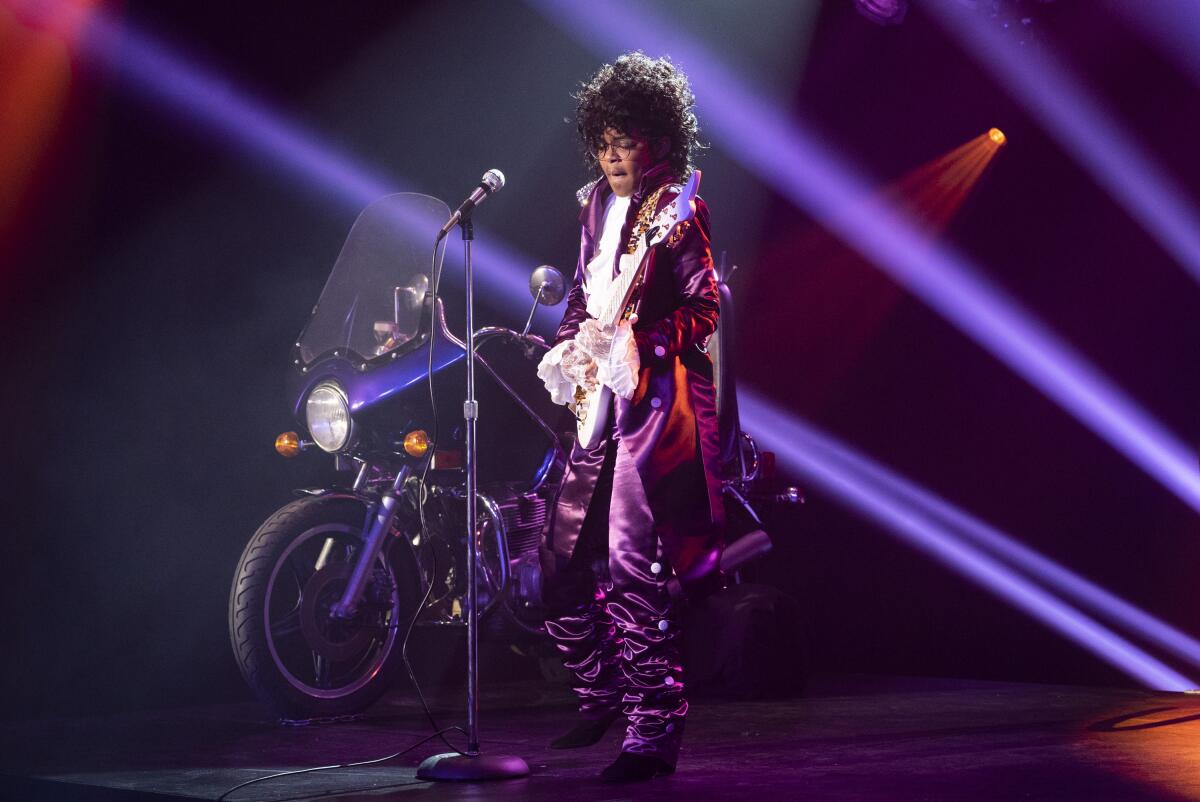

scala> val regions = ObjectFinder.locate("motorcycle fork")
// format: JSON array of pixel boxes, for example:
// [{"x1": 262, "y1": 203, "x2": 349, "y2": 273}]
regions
[{"x1": 330, "y1": 463, "x2": 413, "y2": 621}]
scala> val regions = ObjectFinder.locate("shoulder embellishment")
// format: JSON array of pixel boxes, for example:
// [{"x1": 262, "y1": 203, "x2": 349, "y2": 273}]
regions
[{"x1": 576, "y1": 178, "x2": 602, "y2": 207}]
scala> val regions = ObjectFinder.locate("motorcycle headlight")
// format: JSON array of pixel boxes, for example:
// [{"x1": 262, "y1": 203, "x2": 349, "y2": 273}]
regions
[{"x1": 305, "y1": 382, "x2": 352, "y2": 453}]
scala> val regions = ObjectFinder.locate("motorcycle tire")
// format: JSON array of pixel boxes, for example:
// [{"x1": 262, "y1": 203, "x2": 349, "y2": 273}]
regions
[{"x1": 229, "y1": 494, "x2": 420, "y2": 719}]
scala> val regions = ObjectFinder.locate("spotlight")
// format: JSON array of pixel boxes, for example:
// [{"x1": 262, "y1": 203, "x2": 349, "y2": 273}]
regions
[
  {"x1": 928, "y1": 0, "x2": 1200, "y2": 287},
  {"x1": 988, "y1": 127, "x2": 1007, "y2": 145}
]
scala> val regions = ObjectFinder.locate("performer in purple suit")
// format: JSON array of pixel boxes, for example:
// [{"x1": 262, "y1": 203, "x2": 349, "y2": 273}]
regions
[{"x1": 536, "y1": 52, "x2": 724, "y2": 783}]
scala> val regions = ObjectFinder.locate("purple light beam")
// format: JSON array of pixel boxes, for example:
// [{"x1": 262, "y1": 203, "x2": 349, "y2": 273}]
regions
[
  {"x1": 1105, "y1": 0, "x2": 1200, "y2": 88},
  {"x1": 772, "y1": 392, "x2": 1200, "y2": 671},
  {"x1": 739, "y1": 389, "x2": 1197, "y2": 692},
  {"x1": 66, "y1": 8, "x2": 561, "y2": 332}
]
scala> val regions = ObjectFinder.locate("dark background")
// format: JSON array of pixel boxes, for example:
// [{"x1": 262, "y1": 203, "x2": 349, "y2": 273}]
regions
[{"x1": 1, "y1": 0, "x2": 1197, "y2": 718}]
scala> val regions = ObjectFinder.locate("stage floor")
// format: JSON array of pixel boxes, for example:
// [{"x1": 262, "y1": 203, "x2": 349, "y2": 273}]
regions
[{"x1": 2, "y1": 675, "x2": 1199, "y2": 800}]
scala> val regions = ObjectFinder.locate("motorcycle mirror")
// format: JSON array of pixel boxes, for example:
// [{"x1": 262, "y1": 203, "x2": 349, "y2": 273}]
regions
[
  {"x1": 394, "y1": 273, "x2": 430, "y2": 322},
  {"x1": 521, "y1": 266, "x2": 566, "y2": 337},
  {"x1": 528, "y1": 265, "x2": 566, "y2": 306}
]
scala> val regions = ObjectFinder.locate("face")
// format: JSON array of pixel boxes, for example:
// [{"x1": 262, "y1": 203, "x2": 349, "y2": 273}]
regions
[{"x1": 596, "y1": 128, "x2": 663, "y2": 198}]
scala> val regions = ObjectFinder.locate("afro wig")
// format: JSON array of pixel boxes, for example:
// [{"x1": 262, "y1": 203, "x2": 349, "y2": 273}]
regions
[{"x1": 574, "y1": 52, "x2": 703, "y2": 180}]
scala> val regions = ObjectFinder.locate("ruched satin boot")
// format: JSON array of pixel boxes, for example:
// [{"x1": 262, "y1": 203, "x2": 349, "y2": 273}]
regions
[
  {"x1": 607, "y1": 580, "x2": 686, "y2": 768},
  {"x1": 543, "y1": 585, "x2": 625, "y2": 747}
]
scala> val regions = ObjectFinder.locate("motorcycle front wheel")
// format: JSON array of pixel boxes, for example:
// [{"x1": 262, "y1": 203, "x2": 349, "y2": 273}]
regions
[{"x1": 229, "y1": 494, "x2": 420, "y2": 719}]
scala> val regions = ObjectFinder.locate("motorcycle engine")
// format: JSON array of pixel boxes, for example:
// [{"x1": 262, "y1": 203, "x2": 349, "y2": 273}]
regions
[{"x1": 490, "y1": 486, "x2": 548, "y2": 610}]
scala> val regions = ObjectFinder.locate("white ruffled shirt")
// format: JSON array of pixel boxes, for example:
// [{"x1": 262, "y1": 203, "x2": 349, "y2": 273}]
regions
[
  {"x1": 537, "y1": 193, "x2": 641, "y2": 404},
  {"x1": 583, "y1": 194, "x2": 631, "y2": 318}
]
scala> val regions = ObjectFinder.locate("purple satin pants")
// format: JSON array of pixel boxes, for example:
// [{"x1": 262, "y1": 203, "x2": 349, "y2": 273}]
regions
[{"x1": 542, "y1": 423, "x2": 687, "y2": 766}]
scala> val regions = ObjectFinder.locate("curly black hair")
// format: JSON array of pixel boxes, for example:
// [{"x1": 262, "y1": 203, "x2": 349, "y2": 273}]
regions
[{"x1": 574, "y1": 52, "x2": 702, "y2": 180}]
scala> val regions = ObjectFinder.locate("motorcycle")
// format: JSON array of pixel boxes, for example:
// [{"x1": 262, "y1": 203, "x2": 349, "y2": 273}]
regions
[{"x1": 228, "y1": 191, "x2": 797, "y2": 720}]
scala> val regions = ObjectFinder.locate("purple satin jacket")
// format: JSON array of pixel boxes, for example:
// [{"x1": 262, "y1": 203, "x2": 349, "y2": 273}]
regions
[{"x1": 550, "y1": 162, "x2": 725, "y2": 588}]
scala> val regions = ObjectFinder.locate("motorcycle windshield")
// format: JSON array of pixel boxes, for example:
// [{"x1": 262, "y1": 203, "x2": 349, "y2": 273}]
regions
[{"x1": 296, "y1": 193, "x2": 450, "y2": 367}]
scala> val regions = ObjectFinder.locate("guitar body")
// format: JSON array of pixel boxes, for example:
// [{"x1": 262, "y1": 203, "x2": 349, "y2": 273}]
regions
[
  {"x1": 566, "y1": 171, "x2": 702, "y2": 449},
  {"x1": 573, "y1": 380, "x2": 612, "y2": 450},
  {"x1": 571, "y1": 253, "x2": 632, "y2": 449}
]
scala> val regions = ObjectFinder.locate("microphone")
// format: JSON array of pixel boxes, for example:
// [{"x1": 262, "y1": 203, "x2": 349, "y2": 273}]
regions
[{"x1": 438, "y1": 169, "x2": 505, "y2": 239}]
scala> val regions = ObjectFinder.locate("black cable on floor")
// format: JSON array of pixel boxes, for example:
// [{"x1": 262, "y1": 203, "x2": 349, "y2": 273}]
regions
[{"x1": 215, "y1": 725, "x2": 465, "y2": 801}]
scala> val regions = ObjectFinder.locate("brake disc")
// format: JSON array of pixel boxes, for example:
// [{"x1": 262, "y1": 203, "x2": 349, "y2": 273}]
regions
[{"x1": 299, "y1": 563, "x2": 376, "y2": 662}]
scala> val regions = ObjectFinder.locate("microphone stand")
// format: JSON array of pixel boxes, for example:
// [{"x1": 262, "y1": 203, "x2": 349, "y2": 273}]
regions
[{"x1": 416, "y1": 214, "x2": 530, "y2": 782}]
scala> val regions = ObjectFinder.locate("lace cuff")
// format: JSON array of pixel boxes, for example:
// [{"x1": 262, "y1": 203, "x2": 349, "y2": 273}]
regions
[{"x1": 537, "y1": 339, "x2": 577, "y2": 406}]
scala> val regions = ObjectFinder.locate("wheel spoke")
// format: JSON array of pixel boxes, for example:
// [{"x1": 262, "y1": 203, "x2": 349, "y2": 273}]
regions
[
  {"x1": 270, "y1": 609, "x2": 303, "y2": 641},
  {"x1": 313, "y1": 653, "x2": 332, "y2": 688},
  {"x1": 287, "y1": 552, "x2": 311, "y2": 587}
]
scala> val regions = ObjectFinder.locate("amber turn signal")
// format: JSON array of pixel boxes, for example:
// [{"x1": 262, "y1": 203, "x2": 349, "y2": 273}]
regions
[
  {"x1": 403, "y1": 429, "x2": 431, "y2": 458},
  {"x1": 275, "y1": 431, "x2": 301, "y2": 458}
]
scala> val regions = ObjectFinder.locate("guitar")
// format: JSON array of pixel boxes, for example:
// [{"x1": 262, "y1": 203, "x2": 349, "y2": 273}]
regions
[{"x1": 569, "y1": 169, "x2": 701, "y2": 449}]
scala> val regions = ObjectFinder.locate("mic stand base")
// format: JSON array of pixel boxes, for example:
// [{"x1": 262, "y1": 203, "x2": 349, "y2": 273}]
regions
[{"x1": 416, "y1": 752, "x2": 530, "y2": 782}]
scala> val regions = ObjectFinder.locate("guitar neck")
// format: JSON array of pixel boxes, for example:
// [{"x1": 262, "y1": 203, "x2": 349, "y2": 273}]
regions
[
  {"x1": 596, "y1": 177, "x2": 695, "y2": 327},
  {"x1": 599, "y1": 241, "x2": 649, "y2": 327}
]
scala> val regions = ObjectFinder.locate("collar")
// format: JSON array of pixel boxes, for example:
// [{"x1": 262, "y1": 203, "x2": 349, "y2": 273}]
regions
[{"x1": 577, "y1": 161, "x2": 679, "y2": 229}]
